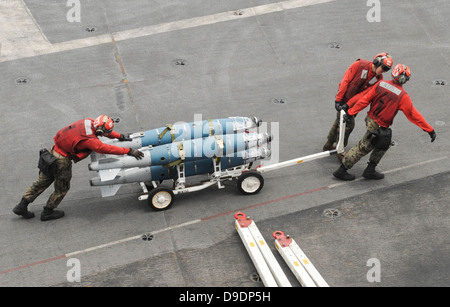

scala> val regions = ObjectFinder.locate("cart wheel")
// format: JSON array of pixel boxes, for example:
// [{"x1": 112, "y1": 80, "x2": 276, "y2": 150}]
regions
[
  {"x1": 148, "y1": 187, "x2": 175, "y2": 211},
  {"x1": 237, "y1": 171, "x2": 264, "y2": 195}
]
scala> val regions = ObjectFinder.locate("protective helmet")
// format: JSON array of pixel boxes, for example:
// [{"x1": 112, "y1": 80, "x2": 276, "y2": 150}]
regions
[
  {"x1": 373, "y1": 52, "x2": 393, "y2": 72},
  {"x1": 391, "y1": 64, "x2": 411, "y2": 84},
  {"x1": 93, "y1": 115, "x2": 114, "y2": 136}
]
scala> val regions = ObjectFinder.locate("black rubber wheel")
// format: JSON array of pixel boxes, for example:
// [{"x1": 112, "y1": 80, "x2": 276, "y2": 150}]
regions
[
  {"x1": 148, "y1": 187, "x2": 175, "y2": 211},
  {"x1": 237, "y1": 171, "x2": 264, "y2": 195}
]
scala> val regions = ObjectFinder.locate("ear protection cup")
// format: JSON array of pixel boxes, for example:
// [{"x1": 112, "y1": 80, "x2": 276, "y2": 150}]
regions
[
  {"x1": 397, "y1": 75, "x2": 407, "y2": 84},
  {"x1": 373, "y1": 52, "x2": 388, "y2": 66},
  {"x1": 373, "y1": 52, "x2": 392, "y2": 71},
  {"x1": 373, "y1": 57, "x2": 381, "y2": 66}
]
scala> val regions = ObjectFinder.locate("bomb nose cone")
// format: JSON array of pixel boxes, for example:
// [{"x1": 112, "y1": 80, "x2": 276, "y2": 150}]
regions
[
  {"x1": 261, "y1": 147, "x2": 271, "y2": 159},
  {"x1": 261, "y1": 132, "x2": 273, "y2": 143},
  {"x1": 252, "y1": 116, "x2": 262, "y2": 127}
]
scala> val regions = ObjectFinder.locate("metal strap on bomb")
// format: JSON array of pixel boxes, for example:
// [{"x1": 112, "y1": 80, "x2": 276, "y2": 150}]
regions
[
  {"x1": 178, "y1": 142, "x2": 186, "y2": 160},
  {"x1": 214, "y1": 135, "x2": 224, "y2": 151},
  {"x1": 164, "y1": 135, "x2": 225, "y2": 169},
  {"x1": 164, "y1": 142, "x2": 186, "y2": 168},
  {"x1": 158, "y1": 124, "x2": 176, "y2": 143},
  {"x1": 160, "y1": 119, "x2": 215, "y2": 144},
  {"x1": 208, "y1": 119, "x2": 214, "y2": 136},
  {"x1": 214, "y1": 135, "x2": 224, "y2": 164}
]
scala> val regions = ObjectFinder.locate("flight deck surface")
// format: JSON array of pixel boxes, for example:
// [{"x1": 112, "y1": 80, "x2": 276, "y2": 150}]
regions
[{"x1": 0, "y1": 0, "x2": 449, "y2": 288}]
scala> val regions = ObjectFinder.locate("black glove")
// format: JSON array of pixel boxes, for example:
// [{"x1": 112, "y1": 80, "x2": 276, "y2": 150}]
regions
[
  {"x1": 128, "y1": 149, "x2": 144, "y2": 160},
  {"x1": 343, "y1": 113, "x2": 354, "y2": 123},
  {"x1": 340, "y1": 103, "x2": 349, "y2": 113},
  {"x1": 335, "y1": 101, "x2": 343, "y2": 111},
  {"x1": 118, "y1": 134, "x2": 132, "y2": 142},
  {"x1": 429, "y1": 130, "x2": 436, "y2": 142}
]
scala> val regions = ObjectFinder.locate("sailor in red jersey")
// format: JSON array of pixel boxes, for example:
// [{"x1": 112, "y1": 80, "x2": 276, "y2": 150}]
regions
[
  {"x1": 333, "y1": 64, "x2": 436, "y2": 181},
  {"x1": 53, "y1": 116, "x2": 135, "y2": 162},
  {"x1": 13, "y1": 115, "x2": 144, "y2": 221},
  {"x1": 323, "y1": 52, "x2": 393, "y2": 161}
]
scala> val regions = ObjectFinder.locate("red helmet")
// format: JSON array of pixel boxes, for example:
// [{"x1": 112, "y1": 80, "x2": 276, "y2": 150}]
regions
[
  {"x1": 373, "y1": 52, "x2": 393, "y2": 72},
  {"x1": 391, "y1": 64, "x2": 411, "y2": 84},
  {"x1": 93, "y1": 115, "x2": 114, "y2": 135}
]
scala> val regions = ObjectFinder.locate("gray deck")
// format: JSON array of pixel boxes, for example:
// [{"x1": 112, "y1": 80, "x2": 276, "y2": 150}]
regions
[{"x1": 1, "y1": 0, "x2": 449, "y2": 287}]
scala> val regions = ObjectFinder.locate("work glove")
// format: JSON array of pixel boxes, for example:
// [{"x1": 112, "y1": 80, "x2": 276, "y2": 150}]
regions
[
  {"x1": 428, "y1": 130, "x2": 436, "y2": 142},
  {"x1": 335, "y1": 101, "x2": 343, "y2": 111},
  {"x1": 128, "y1": 149, "x2": 144, "y2": 160},
  {"x1": 340, "y1": 103, "x2": 349, "y2": 113},
  {"x1": 118, "y1": 134, "x2": 132, "y2": 142}
]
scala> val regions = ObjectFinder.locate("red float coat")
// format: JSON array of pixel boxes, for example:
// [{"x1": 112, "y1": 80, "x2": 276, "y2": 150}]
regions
[
  {"x1": 53, "y1": 118, "x2": 130, "y2": 162},
  {"x1": 348, "y1": 80, "x2": 434, "y2": 132},
  {"x1": 336, "y1": 59, "x2": 383, "y2": 107}
]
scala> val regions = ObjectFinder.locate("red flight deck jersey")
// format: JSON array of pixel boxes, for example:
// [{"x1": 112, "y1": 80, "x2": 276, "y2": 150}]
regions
[
  {"x1": 336, "y1": 59, "x2": 383, "y2": 107},
  {"x1": 53, "y1": 118, "x2": 130, "y2": 162},
  {"x1": 348, "y1": 80, "x2": 434, "y2": 133}
]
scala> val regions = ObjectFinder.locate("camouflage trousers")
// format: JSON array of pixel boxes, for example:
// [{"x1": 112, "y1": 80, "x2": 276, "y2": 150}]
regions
[
  {"x1": 326, "y1": 110, "x2": 355, "y2": 147},
  {"x1": 23, "y1": 149, "x2": 72, "y2": 209},
  {"x1": 342, "y1": 116, "x2": 389, "y2": 169}
]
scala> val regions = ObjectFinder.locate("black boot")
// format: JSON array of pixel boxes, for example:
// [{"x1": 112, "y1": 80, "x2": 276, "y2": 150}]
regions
[
  {"x1": 40, "y1": 207, "x2": 65, "y2": 221},
  {"x1": 323, "y1": 140, "x2": 335, "y2": 151},
  {"x1": 362, "y1": 162, "x2": 384, "y2": 180},
  {"x1": 13, "y1": 198, "x2": 35, "y2": 219},
  {"x1": 333, "y1": 164, "x2": 355, "y2": 181}
]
